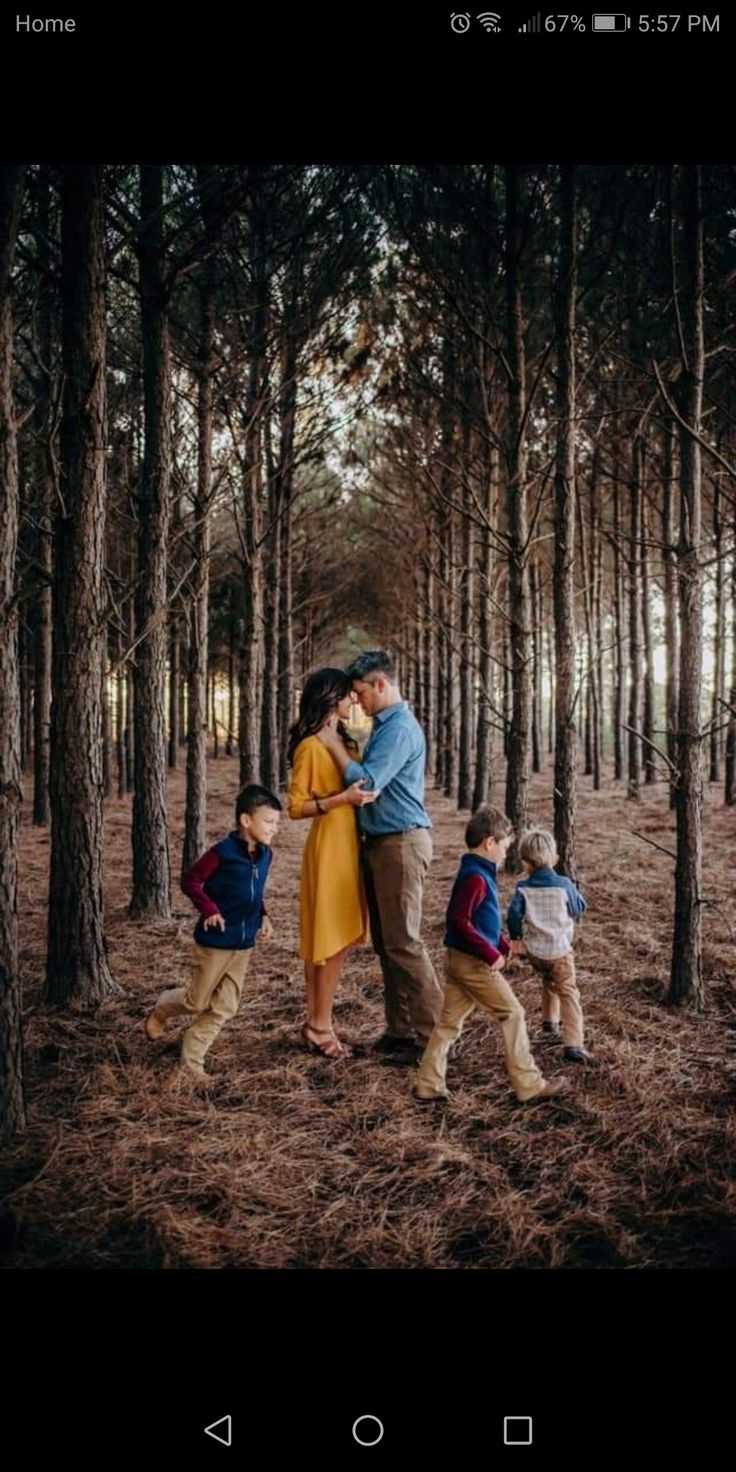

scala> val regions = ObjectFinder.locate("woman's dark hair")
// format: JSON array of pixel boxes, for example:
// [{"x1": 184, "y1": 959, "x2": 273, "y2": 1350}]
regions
[{"x1": 287, "y1": 667, "x2": 352, "y2": 765}]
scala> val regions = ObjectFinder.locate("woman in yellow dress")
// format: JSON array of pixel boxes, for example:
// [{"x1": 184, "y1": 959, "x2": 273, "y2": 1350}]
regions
[{"x1": 287, "y1": 668, "x2": 379, "y2": 1059}]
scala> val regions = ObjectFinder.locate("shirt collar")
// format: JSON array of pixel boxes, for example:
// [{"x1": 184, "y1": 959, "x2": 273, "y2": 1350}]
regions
[{"x1": 373, "y1": 700, "x2": 406, "y2": 726}]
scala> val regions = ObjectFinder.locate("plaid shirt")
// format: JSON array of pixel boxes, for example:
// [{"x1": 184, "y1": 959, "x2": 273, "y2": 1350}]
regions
[{"x1": 507, "y1": 867, "x2": 586, "y2": 960}]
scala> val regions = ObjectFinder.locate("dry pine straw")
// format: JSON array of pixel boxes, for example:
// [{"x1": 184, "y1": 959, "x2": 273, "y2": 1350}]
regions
[{"x1": 1, "y1": 758, "x2": 735, "y2": 1269}]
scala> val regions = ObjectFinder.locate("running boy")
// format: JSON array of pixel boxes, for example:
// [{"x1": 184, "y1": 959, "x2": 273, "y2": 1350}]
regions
[
  {"x1": 145, "y1": 784, "x2": 281, "y2": 1079},
  {"x1": 507, "y1": 828, "x2": 592, "y2": 1064},
  {"x1": 413, "y1": 807, "x2": 569, "y2": 1104}
]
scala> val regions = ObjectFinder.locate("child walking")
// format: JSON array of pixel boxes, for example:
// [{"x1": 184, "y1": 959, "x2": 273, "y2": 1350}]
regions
[
  {"x1": 507, "y1": 828, "x2": 592, "y2": 1064},
  {"x1": 145, "y1": 784, "x2": 280, "y2": 1080},
  {"x1": 413, "y1": 808, "x2": 569, "y2": 1105}
]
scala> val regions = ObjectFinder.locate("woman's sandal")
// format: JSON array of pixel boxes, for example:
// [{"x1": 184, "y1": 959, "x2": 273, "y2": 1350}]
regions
[{"x1": 300, "y1": 1023, "x2": 352, "y2": 1060}]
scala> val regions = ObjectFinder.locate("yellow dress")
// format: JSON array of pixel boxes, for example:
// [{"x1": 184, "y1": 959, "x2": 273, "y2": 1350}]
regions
[{"x1": 287, "y1": 735, "x2": 369, "y2": 965}]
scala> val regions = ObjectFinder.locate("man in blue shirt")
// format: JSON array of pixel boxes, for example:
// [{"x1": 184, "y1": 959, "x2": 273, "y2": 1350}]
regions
[{"x1": 318, "y1": 650, "x2": 442, "y2": 1061}]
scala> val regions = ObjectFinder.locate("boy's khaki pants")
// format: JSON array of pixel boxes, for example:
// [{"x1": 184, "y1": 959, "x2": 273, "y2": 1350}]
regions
[
  {"x1": 414, "y1": 947, "x2": 547, "y2": 1102},
  {"x1": 151, "y1": 943, "x2": 252, "y2": 1075},
  {"x1": 526, "y1": 952, "x2": 584, "y2": 1048}
]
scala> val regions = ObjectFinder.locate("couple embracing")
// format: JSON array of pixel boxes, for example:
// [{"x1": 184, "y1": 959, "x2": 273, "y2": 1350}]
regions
[{"x1": 286, "y1": 650, "x2": 443, "y2": 1060}]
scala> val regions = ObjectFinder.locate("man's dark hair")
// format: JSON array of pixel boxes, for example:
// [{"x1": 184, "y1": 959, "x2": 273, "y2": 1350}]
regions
[
  {"x1": 345, "y1": 650, "x2": 397, "y2": 682},
  {"x1": 235, "y1": 784, "x2": 282, "y2": 822},
  {"x1": 465, "y1": 806, "x2": 513, "y2": 849}
]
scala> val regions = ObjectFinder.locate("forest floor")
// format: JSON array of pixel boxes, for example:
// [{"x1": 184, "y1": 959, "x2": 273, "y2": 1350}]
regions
[{"x1": 2, "y1": 753, "x2": 735, "y2": 1269}]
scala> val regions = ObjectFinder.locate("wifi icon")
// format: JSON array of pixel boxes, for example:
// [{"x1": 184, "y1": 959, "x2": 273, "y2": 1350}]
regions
[{"x1": 477, "y1": 10, "x2": 502, "y2": 29}]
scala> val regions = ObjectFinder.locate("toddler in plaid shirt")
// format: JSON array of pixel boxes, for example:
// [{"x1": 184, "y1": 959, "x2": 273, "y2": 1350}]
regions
[{"x1": 507, "y1": 828, "x2": 593, "y2": 1064}]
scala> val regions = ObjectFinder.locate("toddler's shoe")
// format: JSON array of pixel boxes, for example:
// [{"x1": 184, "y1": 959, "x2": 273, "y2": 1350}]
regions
[{"x1": 562, "y1": 1047, "x2": 595, "y2": 1064}]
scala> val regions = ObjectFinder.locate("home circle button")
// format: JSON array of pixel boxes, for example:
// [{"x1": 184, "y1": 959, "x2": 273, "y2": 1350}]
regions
[{"x1": 352, "y1": 1415, "x2": 384, "y2": 1446}]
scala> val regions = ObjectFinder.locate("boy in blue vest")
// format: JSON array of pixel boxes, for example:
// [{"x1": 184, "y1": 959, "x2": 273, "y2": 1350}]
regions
[
  {"x1": 413, "y1": 807, "x2": 569, "y2": 1105},
  {"x1": 145, "y1": 784, "x2": 281, "y2": 1080}
]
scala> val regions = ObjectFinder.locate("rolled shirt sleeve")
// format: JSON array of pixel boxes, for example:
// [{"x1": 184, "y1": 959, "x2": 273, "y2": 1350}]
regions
[{"x1": 287, "y1": 740, "x2": 317, "y2": 819}]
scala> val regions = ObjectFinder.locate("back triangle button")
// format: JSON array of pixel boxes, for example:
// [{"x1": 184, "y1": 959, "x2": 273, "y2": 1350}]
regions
[{"x1": 204, "y1": 1415, "x2": 232, "y2": 1447}]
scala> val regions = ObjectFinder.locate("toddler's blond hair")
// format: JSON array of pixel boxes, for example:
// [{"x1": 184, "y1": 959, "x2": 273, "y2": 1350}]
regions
[{"x1": 519, "y1": 827, "x2": 557, "y2": 870}]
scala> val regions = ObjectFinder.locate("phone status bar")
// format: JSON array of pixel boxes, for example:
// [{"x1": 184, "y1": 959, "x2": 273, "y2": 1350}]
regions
[{"x1": 448, "y1": 11, "x2": 721, "y2": 35}]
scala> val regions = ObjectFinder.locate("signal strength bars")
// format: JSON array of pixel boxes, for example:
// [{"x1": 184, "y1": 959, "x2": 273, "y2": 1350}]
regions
[{"x1": 519, "y1": 11, "x2": 541, "y2": 29}]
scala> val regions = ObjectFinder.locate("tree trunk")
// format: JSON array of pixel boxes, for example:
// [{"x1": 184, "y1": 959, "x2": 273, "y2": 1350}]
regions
[
  {"x1": 0, "y1": 165, "x2": 26, "y2": 1143},
  {"x1": 594, "y1": 493, "x2": 605, "y2": 768},
  {"x1": 168, "y1": 616, "x2": 179, "y2": 769},
  {"x1": 116, "y1": 617, "x2": 127, "y2": 798},
  {"x1": 422, "y1": 553, "x2": 436, "y2": 780},
  {"x1": 504, "y1": 165, "x2": 532, "y2": 868},
  {"x1": 211, "y1": 669, "x2": 219, "y2": 758},
  {"x1": 576, "y1": 469, "x2": 601, "y2": 794},
  {"x1": 46, "y1": 164, "x2": 116, "y2": 1004},
  {"x1": 457, "y1": 450, "x2": 473, "y2": 810},
  {"x1": 260, "y1": 403, "x2": 281, "y2": 793},
  {"x1": 641, "y1": 485, "x2": 656, "y2": 785},
  {"x1": 130, "y1": 164, "x2": 172, "y2": 918},
  {"x1": 612, "y1": 465, "x2": 625, "y2": 781},
  {"x1": 590, "y1": 452, "x2": 602, "y2": 789},
  {"x1": 627, "y1": 440, "x2": 643, "y2": 798},
  {"x1": 473, "y1": 446, "x2": 496, "y2": 809},
  {"x1": 277, "y1": 500, "x2": 293, "y2": 787},
  {"x1": 725, "y1": 514, "x2": 736, "y2": 805},
  {"x1": 502, "y1": 620, "x2": 511, "y2": 760},
  {"x1": 125, "y1": 584, "x2": 135, "y2": 793},
  {"x1": 546, "y1": 625, "x2": 554, "y2": 755},
  {"x1": 101, "y1": 643, "x2": 112, "y2": 799},
  {"x1": 435, "y1": 514, "x2": 449, "y2": 789},
  {"x1": 552, "y1": 164, "x2": 578, "y2": 879},
  {"x1": 443, "y1": 504, "x2": 458, "y2": 799},
  {"x1": 183, "y1": 239, "x2": 215, "y2": 869},
  {"x1": 661, "y1": 426, "x2": 680, "y2": 811},
  {"x1": 19, "y1": 612, "x2": 32, "y2": 773},
  {"x1": 238, "y1": 211, "x2": 267, "y2": 786},
  {"x1": 530, "y1": 560, "x2": 543, "y2": 774},
  {"x1": 178, "y1": 618, "x2": 188, "y2": 751},
  {"x1": 223, "y1": 597, "x2": 235, "y2": 759},
  {"x1": 668, "y1": 165, "x2": 705, "y2": 1008},
  {"x1": 32, "y1": 176, "x2": 54, "y2": 826},
  {"x1": 709, "y1": 476, "x2": 725, "y2": 782}
]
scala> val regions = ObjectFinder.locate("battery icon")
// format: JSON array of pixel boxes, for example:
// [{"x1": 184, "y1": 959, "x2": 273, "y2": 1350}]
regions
[{"x1": 592, "y1": 13, "x2": 630, "y2": 28}]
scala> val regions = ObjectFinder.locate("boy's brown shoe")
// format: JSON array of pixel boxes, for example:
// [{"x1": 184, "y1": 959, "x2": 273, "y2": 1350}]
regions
[
  {"x1": 145, "y1": 1010, "x2": 165, "y2": 1041},
  {"x1": 525, "y1": 1077, "x2": 570, "y2": 1102},
  {"x1": 412, "y1": 1087, "x2": 449, "y2": 1106}
]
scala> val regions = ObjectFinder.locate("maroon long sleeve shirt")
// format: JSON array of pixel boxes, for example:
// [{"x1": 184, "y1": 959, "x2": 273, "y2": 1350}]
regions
[{"x1": 447, "y1": 874, "x2": 511, "y2": 968}]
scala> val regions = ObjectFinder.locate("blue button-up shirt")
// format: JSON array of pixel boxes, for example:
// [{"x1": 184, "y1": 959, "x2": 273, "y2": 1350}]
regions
[{"x1": 343, "y1": 701, "x2": 431, "y2": 836}]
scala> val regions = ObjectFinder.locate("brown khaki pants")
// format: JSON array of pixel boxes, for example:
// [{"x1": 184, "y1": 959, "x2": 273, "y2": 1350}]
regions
[
  {"x1": 415, "y1": 947, "x2": 547, "y2": 1102},
  {"x1": 362, "y1": 828, "x2": 443, "y2": 1045},
  {"x1": 152, "y1": 943, "x2": 253, "y2": 1075},
  {"x1": 526, "y1": 951, "x2": 584, "y2": 1048}
]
